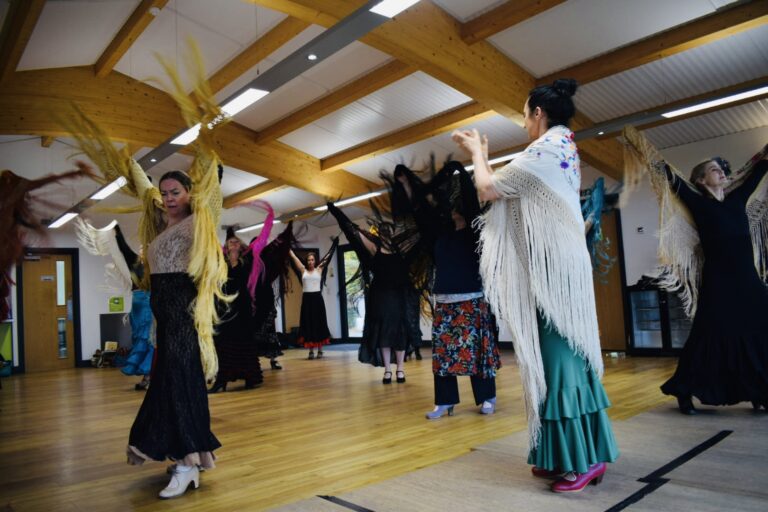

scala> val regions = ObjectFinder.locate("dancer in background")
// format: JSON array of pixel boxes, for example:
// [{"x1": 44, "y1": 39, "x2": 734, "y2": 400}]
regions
[
  {"x1": 453, "y1": 79, "x2": 618, "y2": 493},
  {"x1": 623, "y1": 126, "x2": 768, "y2": 414},
  {"x1": 253, "y1": 221, "x2": 296, "y2": 371},
  {"x1": 392, "y1": 161, "x2": 501, "y2": 418},
  {"x1": 289, "y1": 241, "x2": 337, "y2": 360},
  {"x1": 209, "y1": 208, "x2": 275, "y2": 393},
  {"x1": 76, "y1": 220, "x2": 154, "y2": 390},
  {"x1": 327, "y1": 201, "x2": 423, "y2": 384}
]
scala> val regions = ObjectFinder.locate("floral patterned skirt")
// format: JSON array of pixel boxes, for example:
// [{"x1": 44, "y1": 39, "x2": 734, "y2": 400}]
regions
[{"x1": 432, "y1": 297, "x2": 500, "y2": 379}]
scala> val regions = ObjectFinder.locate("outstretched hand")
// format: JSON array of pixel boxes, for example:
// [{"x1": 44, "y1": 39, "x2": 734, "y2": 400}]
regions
[{"x1": 451, "y1": 129, "x2": 488, "y2": 160}]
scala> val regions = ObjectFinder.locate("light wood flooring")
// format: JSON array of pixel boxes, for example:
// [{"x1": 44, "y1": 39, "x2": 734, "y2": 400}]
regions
[{"x1": 0, "y1": 347, "x2": 678, "y2": 511}]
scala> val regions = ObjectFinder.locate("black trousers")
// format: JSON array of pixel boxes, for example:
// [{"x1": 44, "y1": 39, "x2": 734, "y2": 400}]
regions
[{"x1": 434, "y1": 374, "x2": 496, "y2": 406}]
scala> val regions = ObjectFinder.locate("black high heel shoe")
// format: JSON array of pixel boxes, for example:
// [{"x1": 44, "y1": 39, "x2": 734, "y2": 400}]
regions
[
  {"x1": 396, "y1": 370, "x2": 406, "y2": 384},
  {"x1": 677, "y1": 395, "x2": 696, "y2": 415},
  {"x1": 382, "y1": 371, "x2": 392, "y2": 384},
  {"x1": 270, "y1": 360, "x2": 282, "y2": 370},
  {"x1": 208, "y1": 381, "x2": 227, "y2": 394}
]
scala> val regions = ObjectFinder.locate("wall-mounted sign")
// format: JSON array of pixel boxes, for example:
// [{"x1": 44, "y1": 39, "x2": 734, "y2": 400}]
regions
[{"x1": 109, "y1": 296, "x2": 124, "y2": 313}]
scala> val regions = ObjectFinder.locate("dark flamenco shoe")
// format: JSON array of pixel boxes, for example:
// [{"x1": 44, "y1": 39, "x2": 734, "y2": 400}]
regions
[
  {"x1": 677, "y1": 396, "x2": 697, "y2": 415},
  {"x1": 752, "y1": 401, "x2": 767, "y2": 411},
  {"x1": 270, "y1": 360, "x2": 282, "y2": 370},
  {"x1": 531, "y1": 466, "x2": 562, "y2": 479},
  {"x1": 317, "y1": 350, "x2": 324, "y2": 359},
  {"x1": 134, "y1": 379, "x2": 149, "y2": 391},
  {"x1": 207, "y1": 381, "x2": 227, "y2": 394},
  {"x1": 308, "y1": 351, "x2": 315, "y2": 360},
  {"x1": 415, "y1": 348, "x2": 423, "y2": 361},
  {"x1": 382, "y1": 371, "x2": 392, "y2": 384},
  {"x1": 551, "y1": 463, "x2": 606, "y2": 493},
  {"x1": 396, "y1": 370, "x2": 406, "y2": 384}
]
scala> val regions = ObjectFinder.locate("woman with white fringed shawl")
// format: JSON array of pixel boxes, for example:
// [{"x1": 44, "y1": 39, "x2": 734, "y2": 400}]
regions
[{"x1": 452, "y1": 79, "x2": 619, "y2": 493}]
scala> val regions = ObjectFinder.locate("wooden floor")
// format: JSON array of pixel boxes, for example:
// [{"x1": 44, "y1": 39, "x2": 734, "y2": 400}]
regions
[{"x1": 0, "y1": 347, "x2": 677, "y2": 512}]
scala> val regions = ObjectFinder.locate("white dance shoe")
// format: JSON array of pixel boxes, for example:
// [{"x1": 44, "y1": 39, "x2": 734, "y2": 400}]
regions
[{"x1": 159, "y1": 465, "x2": 199, "y2": 499}]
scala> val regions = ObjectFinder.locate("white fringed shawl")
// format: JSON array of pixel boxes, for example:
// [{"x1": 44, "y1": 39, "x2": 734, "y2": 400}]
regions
[
  {"x1": 477, "y1": 125, "x2": 603, "y2": 451},
  {"x1": 622, "y1": 126, "x2": 768, "y2": 318}
]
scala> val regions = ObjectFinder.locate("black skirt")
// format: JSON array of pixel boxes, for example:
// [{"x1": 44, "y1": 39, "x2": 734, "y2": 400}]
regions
[
  {"x1": 128, "y1": 273, "x2": 221, "y2": 463},
  {"x1": 358, "y1": 286, "x2": 421, "y2": 366},
  {"x1": 298, "y1": 291, "x2": 331, "y2": 348}
]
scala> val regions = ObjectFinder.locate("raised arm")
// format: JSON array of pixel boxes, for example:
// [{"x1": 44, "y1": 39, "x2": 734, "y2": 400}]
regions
[
  {"x1": 452, "y1": 129, "x2": 497, "y2": 202},
  {"x1": 289, "y1": 249, "x2": 306, "y2": 274}
]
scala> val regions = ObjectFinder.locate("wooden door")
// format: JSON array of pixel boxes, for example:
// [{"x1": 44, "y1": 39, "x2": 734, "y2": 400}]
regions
[
  {"x1": 21, "y1": 253, "x2": 75, "y2": 371},
  {"x1": 593, "y1": 210, "x2": 627, "y2": 351}
]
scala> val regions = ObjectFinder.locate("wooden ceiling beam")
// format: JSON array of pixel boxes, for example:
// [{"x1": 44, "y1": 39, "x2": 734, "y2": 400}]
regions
[
  {"x1": 94, "y1": 0, "x2": 168, "y2": 78},
  {"x1": 321, "y1": 101, "x2": 495, "y2": 172},
  {"x1": 208, "y1": 16, "x2": 310, "y2": 95},
  {"x1": 255, "y1": 59, "x2": 413, "y2": 144},
  {"x1": 223, "y1": 181, "x2": 287, "y2": 209},
  {"x1": 538, "y1": 0, "x2": 768, "y2": 86},
  {"x1": 0, "y1": 66, "x2": 376, "y2": 199},
  {"x1": 460, "y1": 0, "x2": 565, "y2": 45},
  {"x1": 0, "y1": 0, "x2": 45, "y2": 83},
  {"x1": 248, "y1": 0, "x2": 624, "y2": 176}
]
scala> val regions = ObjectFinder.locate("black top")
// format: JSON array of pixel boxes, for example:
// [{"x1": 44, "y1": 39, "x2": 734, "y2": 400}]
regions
[{"x1": 432, "y1": 227, "x2": 482, "y2": 294}]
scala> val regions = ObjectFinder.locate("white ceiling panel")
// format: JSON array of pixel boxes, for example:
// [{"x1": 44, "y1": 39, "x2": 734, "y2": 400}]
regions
[
  {"x1": 258, "y1": 186, "x2": 323, "y2": 216},
  {"x1": 302, "y1": 42, "x2": 391, "y2": 91},
  {"x1": 432, "y1": 0, "x2": 507, "y2": 22},
  {"x1": 235, "y1": 76, "x2": 329, "y2": 131},
  {"x1": 278, "y1": 123, "x2": 354, "y2": 158},
  {"x1": 342, "y1": 155, "x2": 399, "y2": 183},
  {"x1": 18, "y1": 0, "x2": 139, "y2": 71},
  {"x1": 644, "y1": 99, "x2": 768, "y2": 149},
  {"x1": 488, "y1": 0, "x2": 737, "y2": 78},
  {"x1": 577, "y1": 26, "x2": 768, "y2": 122}
]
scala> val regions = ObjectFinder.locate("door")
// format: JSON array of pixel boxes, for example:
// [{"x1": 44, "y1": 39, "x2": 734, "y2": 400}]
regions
[
  {"x1": 338, "y1": 245, "x2": 365, "y2": 340},
  {"x1": 21, "y1": 253, "x2": 75, "y2": 371}
]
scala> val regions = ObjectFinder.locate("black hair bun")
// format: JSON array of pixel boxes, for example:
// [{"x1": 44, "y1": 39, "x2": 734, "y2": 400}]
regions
[{"x1": 552, "y1": 78, "x2": 578, "y2": 98}]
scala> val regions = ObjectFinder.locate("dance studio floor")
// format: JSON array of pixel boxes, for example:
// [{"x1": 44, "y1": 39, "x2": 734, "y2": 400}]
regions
[{"x1": 2, "y1": 346, "x2": 762, "y2": 511}]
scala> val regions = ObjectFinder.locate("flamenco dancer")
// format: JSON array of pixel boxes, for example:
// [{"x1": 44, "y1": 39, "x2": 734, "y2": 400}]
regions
[
  {"x1": 63, "y1": 44, "x2": 228, "y2": 499},
  {"x1": 453, "y1": 79, "x2": 618, "y2": 492},
  {"x1": 623, "y1": 126, "x2": 768, "y2": 414},
  {"x1": 327, "y1": 200, "x2": 423, "y2": 384},
  {"x1": 289, "y1": 240, "x2": 338, "y2": 360},
  {"x1": 209, "y1": 206, "x2": 276, "y2": 393},
  {"x1": 391, "y1": 161, "x2": 501, "y2": 418}
]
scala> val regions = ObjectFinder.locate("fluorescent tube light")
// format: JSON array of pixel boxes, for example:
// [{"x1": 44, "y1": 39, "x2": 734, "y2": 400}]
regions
[
  {"x1": 222, "y1": 88, "x2": 269, "y2": 117},
  {"x1": 236, "y1": 219, "x2": 281, "y2": 234},
  {"x1": 314, "y1": 191, "x2": 384, "y2": 212},
  {"x1": 48, "y1": 212, "x2": 79, "y2": 229},
  {"x1": 170, "y1": 124, "x2": 201, "y2": 146},
  {"x1": 662, "y1": 86, "x2": 768, "y2": 118},
  {"x1": 89, "y1": 177, "x2": 128, "y2": 200},
  {"x1": 465, "y1": 152, "x2": 521, "y2": 172},
  {"x1": 370, "y1": 0, "x2": 421, "y2": 18}
]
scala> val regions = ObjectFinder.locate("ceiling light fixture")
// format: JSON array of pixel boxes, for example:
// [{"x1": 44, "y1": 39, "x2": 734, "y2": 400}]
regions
[
  {"x1": 465, "y1": 152, "x2": 521, "y2": 171},
  {"x1": 236, "y1": 219, "x2": 281, "y2": 234},
  {"x1": 313, "y1": 190, "x2": 384, "y2": 212},
  {"x1": 307, "y1": 54, "x2": 318, "y2": 61},
  {"x1": 222, "y1": 88, "x2": 270, "y2": 117},
  {"x1": 662, "y1": 86, "x2": 768, "y2": 118},
  {"x1": 370, "y1": 0, "x2": 421, "y2": 18},
  {"x1": 89, "y1": 176, "x2": 128, "y2": 200},
  {"x1": 48, "y1": 212, "x2": 79, "y2": 229}
]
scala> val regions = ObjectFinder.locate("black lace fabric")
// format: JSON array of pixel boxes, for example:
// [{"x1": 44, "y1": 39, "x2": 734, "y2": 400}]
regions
[{"x1": 127, "y1": 273, "x2": 221, "y2": 468}]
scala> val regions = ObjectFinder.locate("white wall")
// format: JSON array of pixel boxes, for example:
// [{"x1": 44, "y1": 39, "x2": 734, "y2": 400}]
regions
[{"x1": 619, "y1": 125, "x2": 768, "y2": 285}]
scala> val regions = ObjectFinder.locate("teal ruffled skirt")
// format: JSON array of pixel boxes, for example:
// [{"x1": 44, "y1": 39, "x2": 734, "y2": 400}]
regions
[{"x1": 527, "y1": 315, "x2": 619, "y2": 473}]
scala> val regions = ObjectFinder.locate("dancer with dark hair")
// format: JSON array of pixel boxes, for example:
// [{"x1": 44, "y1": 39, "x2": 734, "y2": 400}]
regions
[
  {"x1": 253, "y1": 222, "x2": 296, "y2": 371},
  {"x1": 393, "y1": 161, "x2": 501, "y2": 418},
  {"x1": 327, "y1": 202, "x2": 423, "y2": 383},
  {"x1": 453, "y1": 79, "x2": 618, "y2": 493},
  {"x1": 290, "y1": 244, "x2": 337, "y2": 360},
  {"x1": 623, "y1": 127, "x2": 768, "y2": 414}
]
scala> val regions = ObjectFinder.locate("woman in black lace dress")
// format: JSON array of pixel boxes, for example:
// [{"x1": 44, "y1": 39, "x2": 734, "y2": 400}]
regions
[
  {"x1": 127, "y1": 171, "x2": 221, "y2": 498},
  {"x1": 660, "y1": 156, "x2": 768, "y2": 413}
]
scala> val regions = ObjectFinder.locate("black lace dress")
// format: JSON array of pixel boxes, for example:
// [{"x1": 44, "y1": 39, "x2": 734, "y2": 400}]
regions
[
  {"x1": 127, "y1": 215, "x2": 221, "y2": 468},
  {"x1": 661, "y1": 161, "x2": 768, "y2": 405}
]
